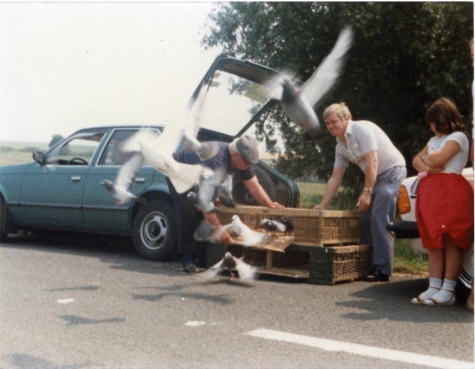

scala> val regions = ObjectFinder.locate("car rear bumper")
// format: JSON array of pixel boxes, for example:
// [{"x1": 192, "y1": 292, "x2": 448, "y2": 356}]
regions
[{"x1": 387, "y1": 221, "x2": 420, "y2": 239}]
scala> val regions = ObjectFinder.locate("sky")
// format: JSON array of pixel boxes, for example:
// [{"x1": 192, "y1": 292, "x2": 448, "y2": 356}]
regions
[{"x1": 0, "y1": 2, "x2": 223, "y2": 144}]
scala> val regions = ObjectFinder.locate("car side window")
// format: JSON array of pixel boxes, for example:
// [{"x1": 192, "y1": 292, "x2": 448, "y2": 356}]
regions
[
  {"x1": 98, "y1": 129, "x2": 159, "y2": 166},
  {"x1": 46, "y1": 132, "x2": 104, "y2": 166}
]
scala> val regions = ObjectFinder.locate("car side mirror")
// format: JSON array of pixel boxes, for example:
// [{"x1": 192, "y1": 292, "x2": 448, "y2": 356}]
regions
[{"x1": 32, "y1": 151, "x2": 45, "y2": 165}]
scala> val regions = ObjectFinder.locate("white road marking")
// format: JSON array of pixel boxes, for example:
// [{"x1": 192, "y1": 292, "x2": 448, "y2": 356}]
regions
[
  {"x1": 185, "y1": 321, "x2": 205, "y2": 327},
  {"x1": 245, "y1": 328, "x2": 474, "y2": 369},
  {"x1": 56, "y1": 298, "x2": 74, "y2": 304}
]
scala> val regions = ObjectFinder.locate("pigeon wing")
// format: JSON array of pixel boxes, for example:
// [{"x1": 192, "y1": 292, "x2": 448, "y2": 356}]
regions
[
  {"x1": 300, "y1": 27, "x2": 353, "y2": 108},
  {"x1": 238, "y1": 223, "x2": 265, "y2": 246},
  {"x1": 115, "y1": 153, "x2": 144, "y2": 191},
  {"x1": 166, "y1": 162, "x2": 203, "y2": 194},
  {"x1": 198, "y1": 259, "x2": 224, "y2": 279},
  {"x1": 183, "y1": 82, "x2": 208, "y2": 144},
  {"x1": 260, "y1": 218, "x2": 271, "y2": 226},
  {"x1": 234, "y1": 257, "x2": 258, "y2": 281},
  {"x1": 271, "y1": 219, "x2": 287, "y2": 233}
]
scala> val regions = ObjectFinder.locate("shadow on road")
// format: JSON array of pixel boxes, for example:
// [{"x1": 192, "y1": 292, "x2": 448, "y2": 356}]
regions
[
  {"x1": 336, "y1": 278, "x2": 474, "y2": 323},
  {"x1": 0, "y1": 231, "x2": 185, "y2": 276}
]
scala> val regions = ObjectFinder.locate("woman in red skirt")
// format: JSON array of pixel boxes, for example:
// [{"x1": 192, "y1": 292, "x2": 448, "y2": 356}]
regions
[{"x1": 411, "y1": 98, "x2": 474, "y2": 306}]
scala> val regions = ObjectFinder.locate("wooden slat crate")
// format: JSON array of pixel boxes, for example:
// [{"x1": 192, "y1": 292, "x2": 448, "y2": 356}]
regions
[
  {"x1": 206, "y1": 242, "x2": 372, "y2": 284},
  {"x1": 216, "y1": 205, "x2": 360, "y2": 246}
]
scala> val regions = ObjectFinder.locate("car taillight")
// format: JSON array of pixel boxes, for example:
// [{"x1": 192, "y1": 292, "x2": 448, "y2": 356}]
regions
[{"x1": 397, "y1": 185, "x2": 411, "y2": 214}]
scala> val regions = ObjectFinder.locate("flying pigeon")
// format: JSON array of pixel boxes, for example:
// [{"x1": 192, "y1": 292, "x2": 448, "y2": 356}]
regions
[
  {"x1": 198, "y1": 252, "x2": 259, "y2": 281},
  {"x1": 118, "y1": 83, "x2": 218, "y2": 194},
  {"x1": 193, "y1": 219, "x2": 238, "y2": 243},
  {"x1": 171, "y1": 82, "x2": 219, "y2": 161},
  {"x1": 101, "y1": 153, "x2": 147, "y2": 206},
  {"x1": 187, "y1": 169, "x2": 235, "y2": 213},
  {"x1": 269, "y1": 27, "x2": 353, "y2": 140},
  {"x1": 215, "y1": 174, "x2": 235, "y2": 208}
]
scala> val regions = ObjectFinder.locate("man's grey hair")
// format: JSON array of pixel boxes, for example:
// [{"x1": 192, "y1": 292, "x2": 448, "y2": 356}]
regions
[{"x1": 323, "y1": 102, "x2": 352, "y2": 120}]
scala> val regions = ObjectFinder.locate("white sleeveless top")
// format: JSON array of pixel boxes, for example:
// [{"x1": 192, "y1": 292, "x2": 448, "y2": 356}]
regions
[{"x1": 427, "y1": 131, "x2": 468, "y2": 174}]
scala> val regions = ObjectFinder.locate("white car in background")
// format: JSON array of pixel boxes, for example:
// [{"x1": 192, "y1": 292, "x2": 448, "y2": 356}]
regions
[{"x1": 388, "y1": 167, "x2": 474, "y2": 301}]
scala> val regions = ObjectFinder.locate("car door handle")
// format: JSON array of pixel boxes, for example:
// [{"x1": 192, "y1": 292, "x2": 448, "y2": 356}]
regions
[
  {"x1": 135, "y1": 177, "x2": 146, "y2": 183},
  {"x1": 69, "y1": 176, "x2": 81, "y2": 182}
]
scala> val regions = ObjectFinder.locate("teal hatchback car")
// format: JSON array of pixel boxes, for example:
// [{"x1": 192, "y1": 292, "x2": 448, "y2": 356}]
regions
[{"x1": 0, "y1": 56, "x2": 300, "y2": 261}]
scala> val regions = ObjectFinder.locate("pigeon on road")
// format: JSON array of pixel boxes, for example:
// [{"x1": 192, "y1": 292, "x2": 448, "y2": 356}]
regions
[
  {"x1": 101, "y1": 153, "x2": 147, "y2": 206},
  {"x1": 269, "y1": 27, "x2": 353, "y2": 140},
  {"x1": 198, "y1": 252, "x2": 258, "y2": 281}
]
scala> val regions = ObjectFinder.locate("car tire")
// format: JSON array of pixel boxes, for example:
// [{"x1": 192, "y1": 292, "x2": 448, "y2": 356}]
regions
[
  {"x1": 455, "y1": 280, "x2": 471, "y2": 304},
  {"x1": 132, "y1": 200, "x2": 177, "y2": 261},
  {"x1": 0, "y1": 197, "x2": 7, "y2": 242},
  {"x1": 232, "y1": 168, "x2": 276, "y2": 205}
]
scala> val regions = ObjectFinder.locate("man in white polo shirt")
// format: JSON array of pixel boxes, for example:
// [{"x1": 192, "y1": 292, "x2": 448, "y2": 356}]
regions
[{"x1": 314, "y1": 103, "x2": 406, "y2": 282}]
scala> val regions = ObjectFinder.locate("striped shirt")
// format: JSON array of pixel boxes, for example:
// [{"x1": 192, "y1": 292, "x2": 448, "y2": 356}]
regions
[{"x1": 334, "y1": 120, "x2": 405, "y2": 174}]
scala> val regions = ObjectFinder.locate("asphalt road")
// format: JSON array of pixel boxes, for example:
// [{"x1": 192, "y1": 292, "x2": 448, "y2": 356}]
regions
[{"x1": 0, "y1": 232, "x2": 473, "y2": 369}]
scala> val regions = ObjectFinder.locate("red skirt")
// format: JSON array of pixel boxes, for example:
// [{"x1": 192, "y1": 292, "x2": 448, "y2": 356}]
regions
[{"x1": 415, "y1": 173, "x2": 474, "y2": 250}]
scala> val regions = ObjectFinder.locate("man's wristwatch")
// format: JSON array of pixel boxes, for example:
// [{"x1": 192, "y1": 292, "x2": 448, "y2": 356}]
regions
[{"x1": 363, "y1": 187, "x2": 372, "y2": 194}]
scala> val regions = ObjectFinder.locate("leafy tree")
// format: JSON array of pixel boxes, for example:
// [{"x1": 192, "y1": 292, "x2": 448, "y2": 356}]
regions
[
  {"x1": 49, "y1": 135, "x2": 64, "y2": 148},
  {"x1": 203, "y1": 2, "x2": 473, "y2": 199}
]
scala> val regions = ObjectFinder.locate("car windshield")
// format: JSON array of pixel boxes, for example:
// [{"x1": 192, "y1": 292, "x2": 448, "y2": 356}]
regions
[{"x1": 196, "y1": 70, "x2": 273, "y2": 137}]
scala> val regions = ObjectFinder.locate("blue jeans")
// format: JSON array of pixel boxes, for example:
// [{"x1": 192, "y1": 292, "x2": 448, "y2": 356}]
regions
[{"x1": 359, "y1": 166, "x2": 407, "y2": 276}]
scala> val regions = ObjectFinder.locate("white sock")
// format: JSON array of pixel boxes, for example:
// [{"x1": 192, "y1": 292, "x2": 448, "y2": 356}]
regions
[
  {"x1": 419, "y1": 278, "x2": 442, "y2": 300},
  {"x1": 431, "y1": 279, "x2": 457, "y2": 303}
]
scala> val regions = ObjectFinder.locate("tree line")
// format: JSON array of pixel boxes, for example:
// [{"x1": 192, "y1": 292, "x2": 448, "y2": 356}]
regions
[{"x1": 202, "y1": 2, "x2": 473, "y2": 197}]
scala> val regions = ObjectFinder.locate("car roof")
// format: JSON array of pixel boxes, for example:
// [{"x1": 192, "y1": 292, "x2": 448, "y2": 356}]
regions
[{"x1": 72, "y1": 125, "x2": 234, "y2": 143}]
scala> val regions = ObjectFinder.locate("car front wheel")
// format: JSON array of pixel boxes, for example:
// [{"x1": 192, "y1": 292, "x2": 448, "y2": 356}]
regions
[{"x1": 132, "y1": 200, "x2": 177, "y2": 261}]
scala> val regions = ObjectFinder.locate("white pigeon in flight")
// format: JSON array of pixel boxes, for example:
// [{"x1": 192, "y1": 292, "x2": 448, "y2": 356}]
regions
[
  {"x1": 119, "y1": 84, "x2": 217, "y2": 194},
  {"x1": 101, "y1": 153, "x2": 147, "y2": 206},
  {"x1": 187, "y1": 168, "x2": 235, "y2": 213},
  {"x1": 268, "y1": 26, "x2": 353, "y2": 140}
]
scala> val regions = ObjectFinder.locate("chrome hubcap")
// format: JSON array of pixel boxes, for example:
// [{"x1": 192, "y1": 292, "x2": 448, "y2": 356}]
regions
[{"x1": 140, "y1": 212, "x2": 169, "y2": 250}]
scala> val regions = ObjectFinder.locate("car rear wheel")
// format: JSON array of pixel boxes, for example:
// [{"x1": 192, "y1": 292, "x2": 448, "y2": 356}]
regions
[
  {"x1": 132, "y1": 200, "x2": 177, "y2": 261},
  {"x1": 0, "y1": 197, "x2": 7, "y2": 242}
]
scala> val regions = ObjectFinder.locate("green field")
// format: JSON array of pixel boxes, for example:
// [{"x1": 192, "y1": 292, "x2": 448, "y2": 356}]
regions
[
  {"x1": 0, "y1": 141, "x2": 427, "y2": 274},
  {"x1": 0, "y1": 141, "x2": 48, "y2": 167}
]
